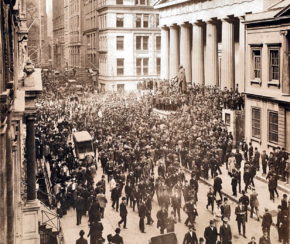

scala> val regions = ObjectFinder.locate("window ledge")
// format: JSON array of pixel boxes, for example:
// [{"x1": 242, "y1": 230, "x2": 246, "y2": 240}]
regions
[
  {"x1": 267, "y1": 80, "x2": 280, "y2": 88},
  {"x1": 267, "y1": 142, "x2": 278, "y2": 149},
  {"x1": 250, "y1": 79, "x2": 262, "y2": 86},
  {"x1": 251, "y1": 137, "x2": 262, "y2": 145}
]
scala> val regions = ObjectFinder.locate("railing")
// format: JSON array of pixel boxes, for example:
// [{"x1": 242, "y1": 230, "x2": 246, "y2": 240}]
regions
[{"x1": 40, "y1": 201, "x2": 66, "y2": 244}]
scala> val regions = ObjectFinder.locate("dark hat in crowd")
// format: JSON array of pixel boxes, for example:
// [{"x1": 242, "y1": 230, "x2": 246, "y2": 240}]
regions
[
  {"x1": 115, "y1": 228, "x2": 121, "y2": 234},
  {"x1": 122, "y1": 197, "x2": 126, "y2": 200}
]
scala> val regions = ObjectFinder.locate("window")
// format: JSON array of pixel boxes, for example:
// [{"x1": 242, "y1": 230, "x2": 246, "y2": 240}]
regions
[
  {"x1": 136, "y1": 36, "x2": 142, "y2": 50},
  {"x1": 252, "y1": 108, "x2": 261, "y2": 138},
  {"x1": 253, "y1": 50, "x2": 261, "y2": 79},
  {"x1": 225, "y1": 113, "x2": 231, "y2": 125},
  {"x1": 143, "y1": 58, "x2": 148, "y2": 75},
  {"x1": 270, "y1": 50, "x2": 279, "y2": 81},
  {"x1": 143, "y1": 36, "x2": 148, "y2": 50},
  {"x1": 136, "y1": 36, "x2": 149, "y2": 51},
  {"x1": 269, "y1": 112, "x2": 278, "y2": 143},
  {"x1": 116, "y1": 36, "x2": 124, "y2": 50},
  {"x1": 143, "y1": 15, "x2": 149, "y2": 28},
  {"x1": 156, "y1": 58, "x2": 161, "y2": 75},
  {"x1": 136, "y1": 15, "x2": 142, "y2": 28},
  {"x1": 116, "y1": 0, "x2": 123, "y2": 4},
  {"x1": 156, "y1": 36, "x2": 161, "y2": 50},
  {"x1": 116, "y1": 14, "x2": 124, "y2": 27},
  {"x1": 117, "y1": 59, "x2": 124, "y2": 75},
  {"x1": 136, "y1": 58, "x2": 142, "y2": 75},
  {"x1": 135, "y1": 0, "x2": 146, "y2": 5},
  {"x1": 136, "y1": 58, "x2": 149, "y2": 75}
]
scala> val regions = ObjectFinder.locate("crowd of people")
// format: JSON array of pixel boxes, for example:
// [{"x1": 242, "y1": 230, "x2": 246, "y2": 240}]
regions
[{"x1": 31, "y1": 73, "x2": 290, "y2": 244}]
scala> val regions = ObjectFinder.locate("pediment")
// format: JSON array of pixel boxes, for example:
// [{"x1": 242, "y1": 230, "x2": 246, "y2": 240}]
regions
[{"x1": 274, "y1": 4, "x2": 290, "y2": 18}]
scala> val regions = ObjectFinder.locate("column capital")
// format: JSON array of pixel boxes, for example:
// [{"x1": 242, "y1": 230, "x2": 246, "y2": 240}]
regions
[
  {"x1": 25, "y1": 113, "x2": 36, "y2": 121},
  {"x1": 205, "y1": 18, "x2": 218, "y2": 25},
  {"x1": 161, "y1": 26, "x2": 169, "y2": 30},
  {"x1": 180, "y1": 23, "x2": 192, "y2": 28},
  {"x1": 221, "y1": 17, "x2": 235, "y2": 23},
  {"x1": 280, "y1": 30, "x2": 289, "y2": 36},
  {"x1": 169, "y1": 24, "x2": 179, "y2": 29},
  {"x1": 193, "y1": 20, "x2": 205, "y2": 27}
]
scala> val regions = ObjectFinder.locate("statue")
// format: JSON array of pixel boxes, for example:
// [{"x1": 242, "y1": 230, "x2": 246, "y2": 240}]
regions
[
  {"x1": 177, "y1": 64, "x2": 187, "y2": 93},
  {"x1": 23, "y1": 58, "x2": 35, "y2": 76}
]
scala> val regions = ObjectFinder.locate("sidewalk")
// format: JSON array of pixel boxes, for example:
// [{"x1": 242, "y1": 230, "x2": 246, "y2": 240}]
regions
[{"x1": 184, "y1": 160, "x2": 289, "y2": 225}]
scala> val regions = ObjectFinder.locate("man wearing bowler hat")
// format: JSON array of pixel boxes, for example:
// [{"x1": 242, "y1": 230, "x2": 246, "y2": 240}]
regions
[
  {"x1": 204, "y1": 220, "x2": 218, "y2": 244},
  {"x1": 118, "y1": 197, "x2": 128, "y2": 229}
]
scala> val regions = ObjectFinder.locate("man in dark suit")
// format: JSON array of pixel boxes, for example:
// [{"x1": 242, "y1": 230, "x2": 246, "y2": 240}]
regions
[
  {"x1": 76, "y1": 195, "x2": 84, "y2": 225},
  {"x1": 132, "y1": 184, "x2": 141, "y2": 212},
  {"x1": 111, "y1": 184, "x2": 121, "y2": 212},
  {"x1": 235, "y1": 149, "x2": 243, "y2": 169},
  {"x1": 221, "y1": 197, "x2": 231, "y2": 220},
  {"x1": 111, "y1": 228, "x2": 123, "y2": 244},
  {"x1": 157, "y1": 205, "x2": 168, "y2": 234},
  {"x1": 204, "y1": 220, "x2": 218, "y2": 244},
  {"x1": 235, "y1": 200, "x2": 247, "y2": 238},
  {"x1": 239, "y1": 190, "x2": 249, "y2": 222},
  {"x1": 220, "y1": 218, "x2": 232, "y2": 244},
  {"x1": 213, "y1": 173, "x2": 223, "y2": 201},
  {"x1": 76, "y1": 230, "x2": 88, "y2": 244},
  {"x1": 183, "y1": 225, "x2": 198, "y2": 244},
  {"x1": 261, "y1": 208, "x2": 272, "y2": 236},
  {"x1": 118, "y1": 197, "x2": 128, "y2": 229},
  {"x1": 138, "y1": 201, "x2": 147, "y2": 233}
]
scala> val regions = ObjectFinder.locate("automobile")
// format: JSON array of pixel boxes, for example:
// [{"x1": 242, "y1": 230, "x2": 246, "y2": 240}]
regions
[{"x1": 72, "y1": 131, "x2": 94, "y2": 160}]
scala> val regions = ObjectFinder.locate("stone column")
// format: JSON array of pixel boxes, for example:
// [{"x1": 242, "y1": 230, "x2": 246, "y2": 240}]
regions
[
  {"x1": 26, "y1": 114, "x2": 36, "y2": 202},
  {"x1": 238, "y1": 16, "x2": 245, "y2": 92},
  {"x1": 281, "y1": 30, "x2": 290, "y2": 94},
  {"x1": 192, "y1": 22, "x2": 205, "y2": 85},
  {"x1": 169, "y1": 25, "x2": 179, "y2": 79},
  {"x1": 161, "y1": 27, "x2": 169, "y2": 79},
  {"x1": 180, "y1": 24, "x2": 192, "y2": 83},
  {"x1": 6, "y1": 110, "x2": 14, "y2": 244},
  {"x1": 0, "y1": 126, "x2": 8, "y2": 244},
  {"x1": 221, "y1": 18, "x2": 235, "y2": 90},
  {"x1": 205, "y1": 20, "x2": 218, "y2": 86}
]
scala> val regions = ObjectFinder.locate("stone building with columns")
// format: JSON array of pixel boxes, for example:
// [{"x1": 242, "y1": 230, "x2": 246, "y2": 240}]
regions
[
  {"x1": 244, "y1": 0, "x2": 290, "y2": 153},
  {"x1": 97, "y1": 0, "x2": 160, "y2": 91},
  {"x1": 1, "y1": 0, "x2": 43, "y2": 244},
  {"x1": 155, "y1": 0, "x2": 280, "y2": 91}
]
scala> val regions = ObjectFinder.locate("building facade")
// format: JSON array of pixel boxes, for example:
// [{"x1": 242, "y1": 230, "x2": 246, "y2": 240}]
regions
[
  {"x1": 154, "y1": 0, "x2": 280, "y2": 92},
  {"x1": 1, "y1": 0, "x2": 43, "y2": 244},
  {"x1": 83, "y1": 0, "x2": 99, "y2": 71},
  {"x1": 97, "y1": 0, "x2": 161, "y2": 91},
  {"x1": 64, "y1": 0, "x2": 70, "y2": 64},
  {"x1": 52, "y1": 0, "x2": 65, "y2": 70},
  {"x1": 68, "y1": 0, "x2": 85, "y2": 69},
  {"x1": 244, "y1": 0, "x2": 290, "y2": 154},
  {"x1": 26, "y1": 0, "x2": 48, "y2": 66}
]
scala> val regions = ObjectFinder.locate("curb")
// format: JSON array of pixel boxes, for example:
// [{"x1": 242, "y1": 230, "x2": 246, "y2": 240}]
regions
[
  {"x1": 183, "y1": 168, "x2": 277, "y2": 225},
  {"x1": 255, "y1": 175, "x2": 290, "y2": 194}
]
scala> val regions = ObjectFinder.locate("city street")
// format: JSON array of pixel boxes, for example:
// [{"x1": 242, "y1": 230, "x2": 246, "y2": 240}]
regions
[{"x1": 61, "y1": 160, "x2": 279, "y2": 244}]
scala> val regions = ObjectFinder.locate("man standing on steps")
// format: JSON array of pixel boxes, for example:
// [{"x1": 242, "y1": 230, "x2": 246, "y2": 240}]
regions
[{"x1": 118, "y1": 197, "x2": 128, "y2": 229}]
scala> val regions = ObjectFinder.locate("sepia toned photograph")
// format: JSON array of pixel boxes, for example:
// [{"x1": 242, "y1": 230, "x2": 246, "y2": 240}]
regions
[{"x1": 1, "y1": 0, "x2": 290, "y2": 243}]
